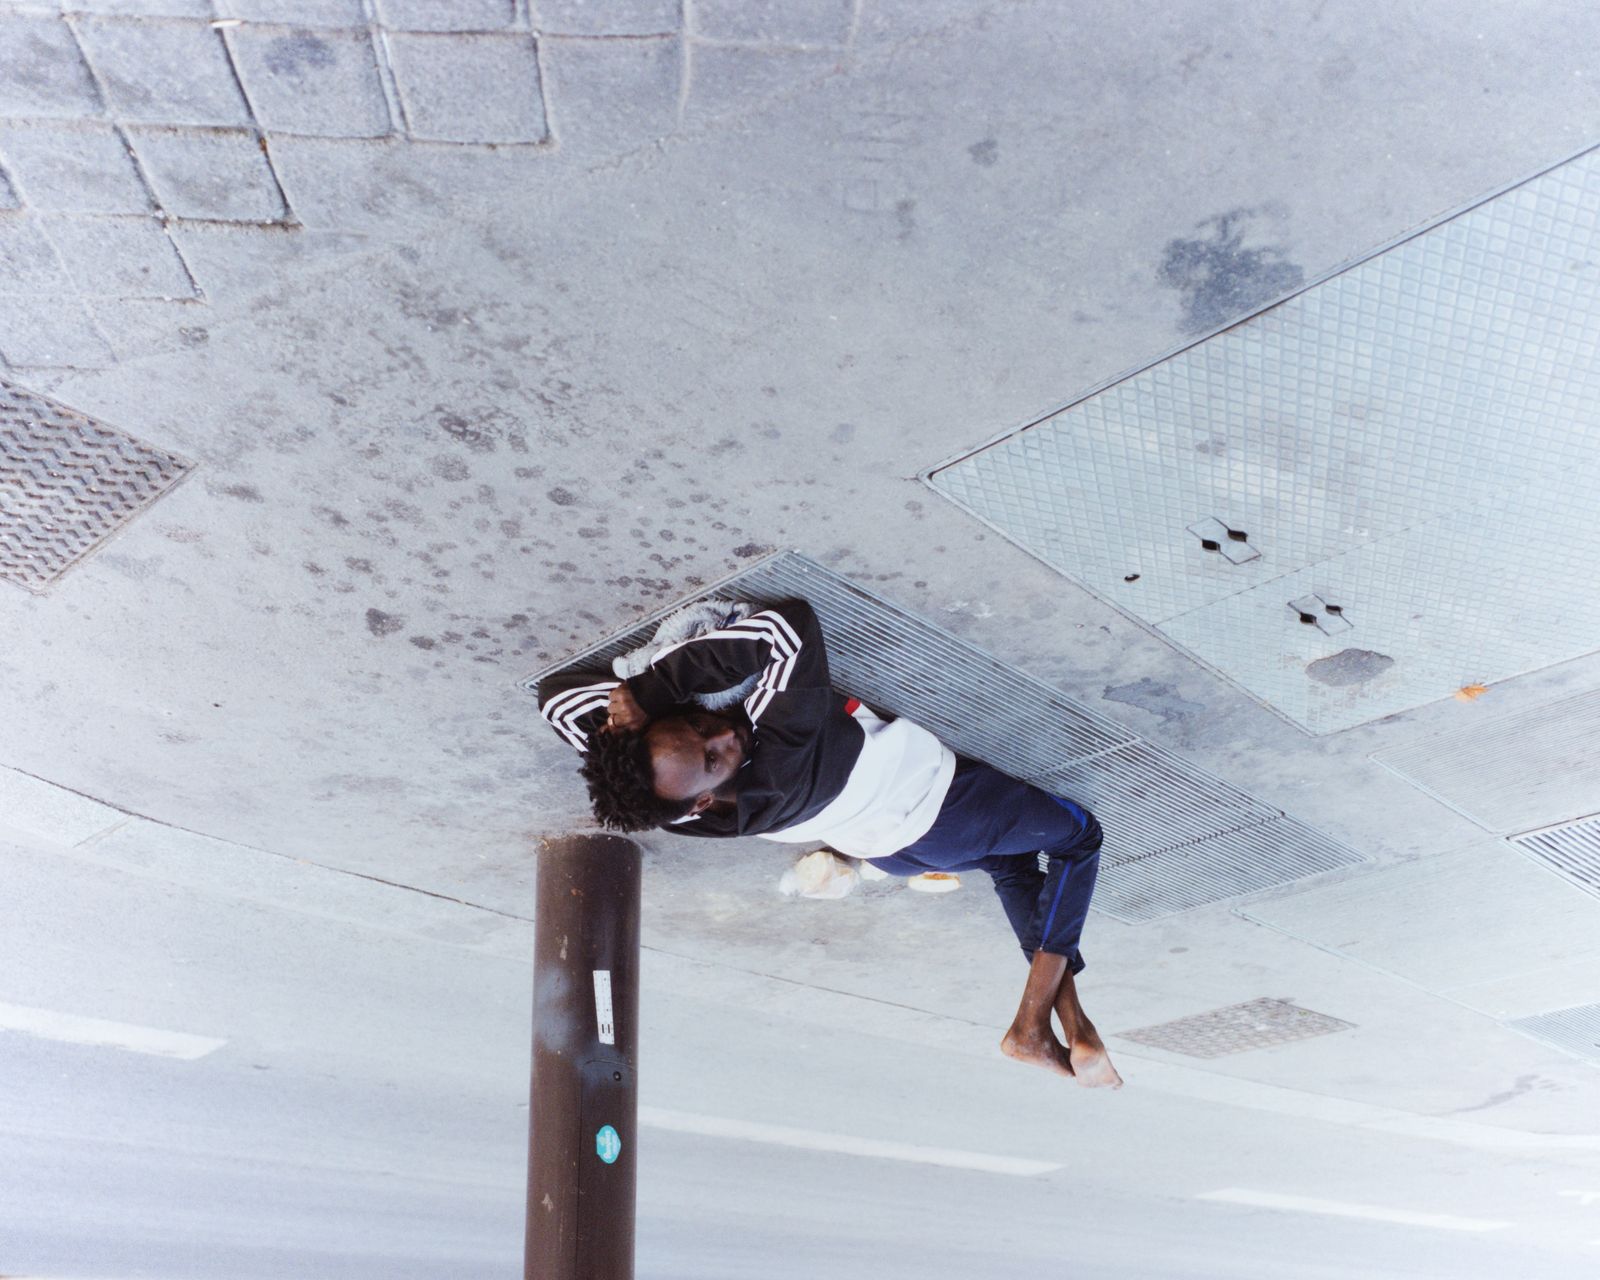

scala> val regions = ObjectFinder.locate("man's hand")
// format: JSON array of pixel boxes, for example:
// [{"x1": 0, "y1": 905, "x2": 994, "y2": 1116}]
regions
[{"x1": 606, "y1": 684, "x2": 648, "y2": 732}]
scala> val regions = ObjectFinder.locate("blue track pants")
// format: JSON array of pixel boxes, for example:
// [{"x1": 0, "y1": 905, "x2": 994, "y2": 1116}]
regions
[{"x1": 867, "y1": 758, "x2": 1103, "y2": 973}]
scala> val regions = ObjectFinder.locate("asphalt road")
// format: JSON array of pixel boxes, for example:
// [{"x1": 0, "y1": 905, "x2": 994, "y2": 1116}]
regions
[{"x1": 3, "y1": 829, "x2": 1596, "y2": 1278}]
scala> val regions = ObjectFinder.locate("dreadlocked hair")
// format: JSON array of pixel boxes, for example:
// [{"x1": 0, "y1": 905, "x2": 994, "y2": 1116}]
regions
[{"x1": 579, "y1": 727, "x2": 693, "y2": 832}]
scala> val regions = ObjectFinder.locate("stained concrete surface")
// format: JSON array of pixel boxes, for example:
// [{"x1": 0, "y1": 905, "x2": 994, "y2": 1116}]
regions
[{"x1": 3, "y1": 0, "x2": 1600, "y2": 1275}]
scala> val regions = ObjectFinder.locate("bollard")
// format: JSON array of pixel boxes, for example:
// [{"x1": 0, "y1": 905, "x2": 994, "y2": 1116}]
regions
[{"x1": 526, "y1": 834, "x2": 641, "y2": 1280}]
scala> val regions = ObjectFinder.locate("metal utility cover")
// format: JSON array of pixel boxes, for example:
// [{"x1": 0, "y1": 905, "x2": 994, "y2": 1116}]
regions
[
  {"x1": 930, "y1": 146, "x2": 1600, "y2": 734},
  {"x1": 1512, "y1": 814, "x2": 1600, "y2": 901},
  {"x1": 1117, "y1": 998, "x2": 1353, "y2": 1059},
  {"x1": 1372, "y1": 688, "x2": 1600, "y2": 834},
  {"x1": 1508, "y1": 1003, "x2": 1600, "y2": 1066},
  {"x1": 1, "y1": 380, "x2": 191, "y2": 591},
  {"x1": 526, "y1": 552, "x2": 1365, "y2": 922}
]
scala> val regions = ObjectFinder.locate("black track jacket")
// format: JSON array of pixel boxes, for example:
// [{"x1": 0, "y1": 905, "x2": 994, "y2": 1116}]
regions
[{"x1": 537, "y1": 600, "x2": 867, "y2": 837}]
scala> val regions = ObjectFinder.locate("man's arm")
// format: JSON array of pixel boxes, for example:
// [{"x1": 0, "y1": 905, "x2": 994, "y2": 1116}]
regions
[
  {"x1": 536, "y1": 669, "x2": 620, "y2": 753},
  {"x1": 623, "y1": 598, "x2": 828, "y2": 726}
]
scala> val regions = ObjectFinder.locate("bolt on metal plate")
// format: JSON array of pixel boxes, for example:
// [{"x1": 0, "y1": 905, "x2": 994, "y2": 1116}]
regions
[
  {"x1": 1287, "y1": 593, "x2": 1353, "y2": 634},
  {"x1": 1187, "y1": 516, "x2": 1259, "y2": 564},
  {"x1": 1118, "y1": 997, "x2": 1354, "y2": 1058}
]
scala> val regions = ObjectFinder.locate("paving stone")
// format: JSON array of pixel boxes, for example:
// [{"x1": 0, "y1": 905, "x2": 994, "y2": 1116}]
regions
[
  {"x1": 0, "y1": 214, "x2": 69, "y2": 294},
  {"x1": 227, "y1": 25, "x2": 392, "y2": 138},
  {"x1": 377, "y1": 0, "x2": 517, "y2": 32},
  {"x1": 43, "y1": 214, "x2": 199, "y2": 299},
  {"x1": 0, "y1": 297, "x2": 116, "y2": 369},
  {"x1": 63, "y1": 0, "x2": 214, "y2": 16},
  {"x1": 683, "y1": 43, "x2": 838, "y2": 123},
  {"x1": 535, "y1": 0, "x2": 678, "y2": 36},
  {"x1": 127, "y1": 127, "x2": 288, "y2": 222},
  {"x1": 215, "y1": 0, "x2": 369, "y2": 24},
  {"x1": 0, "y1": 12, "x2": 104, "y2": 119},
  {"x1": 0, "y1": 121, "x2": 155, "y2": 215},
  {"x1": 74, "y1": 16, "x2": 253, "y2": 126},
  {"x1": 693, "y1": 0, "x2": 852, "y2": 45},
  {"x1": 265, "y1": 133, "x2": 522, "y2": 231},
  {"x1": 541, "y1": 35, "x2": 678, "y2": 158},
  {"x1": 387, "y1": 32, "x2": 547, "y2": 143},
  {"x1": 164, "y1": 221, "x2": 375, "y2": 301}
]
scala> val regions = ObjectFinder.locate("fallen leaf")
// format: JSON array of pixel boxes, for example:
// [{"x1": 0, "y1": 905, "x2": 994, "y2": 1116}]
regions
[{"x1": 1455, "y1": 683, "x2": 1488, "y2": 701}]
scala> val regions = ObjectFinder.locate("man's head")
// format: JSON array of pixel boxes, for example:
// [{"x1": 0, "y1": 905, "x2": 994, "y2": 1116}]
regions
[{"x1": 579, "y1": 709, "x2": 750, "y2": 832}]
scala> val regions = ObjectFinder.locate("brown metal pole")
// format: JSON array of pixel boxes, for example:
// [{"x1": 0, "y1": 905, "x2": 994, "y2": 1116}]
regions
[{"x1": 526, "y1": 834, "x2": 641, "y2": 1280}]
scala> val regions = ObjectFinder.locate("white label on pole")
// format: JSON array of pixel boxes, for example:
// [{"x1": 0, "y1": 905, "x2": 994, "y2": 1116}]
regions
[{"x1": 593, "y1": 970, "x2": 615, "y2": 1044}]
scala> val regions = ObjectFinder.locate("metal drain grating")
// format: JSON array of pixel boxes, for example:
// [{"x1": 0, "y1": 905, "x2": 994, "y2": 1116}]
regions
[
  {"x1": 525, "y1": 552, "x2": 1367, "y2": 919},
  {"x1": 1118, "y1": 997, "x2": 1354, "y2": 1058},
  {"x1": 1, "y1": 380, "x2": 192, "y2": 591},
  {"x1": 1511, "y1": 813, "x2": 1600, "y2": 901},
  {"x1": 1373, "y1": 688, "x2": 1600, "y2": 834},
  {"x1": 929, "y1": 145, "x2": 1600, "y2": 734},
  {"x1": 1029, "y1": 742, "x2": 1281, "y2": 865},
  {"x1": 1090, "y1": 820, "x2": 1361, "y2": 924},
  {"x1": 1508, "y1": 1003, "x2": 1600, "y2": 1066}
]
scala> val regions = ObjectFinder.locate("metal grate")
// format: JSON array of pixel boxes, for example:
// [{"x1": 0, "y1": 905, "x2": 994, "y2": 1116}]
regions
[
  {"x1": 1091, "y1": 820, "x2": 1362, "y2": 924},
  {"x1": 1118, "y1": 997, "x2": 1354, "y2": 1058},
  {"x1": 524, "y1": 552, "x2": 1367, "y2": 919},
  {"x1": 1373, "y1": 688, "x2": 1600, "y2": 834},
  {"x1": 1511, "y1": 813, "x2": 1600, "y2": 901},
  {"x1": 930, "y1": 145, "x2": 1600, "y2": 734},
  {"x1": 0, "y1": 380, "x2": 192, "y2": 591},
  {"x1": 1508, "y1": 1003, "x2": 1600, "y2": 1066},
  {"x1": 1029, "y1": 742, "x2": 1281, "y2": 865}
]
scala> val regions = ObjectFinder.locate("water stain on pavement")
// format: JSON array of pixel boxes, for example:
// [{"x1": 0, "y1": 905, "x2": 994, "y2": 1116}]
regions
[
  {"x1": 1103, "y1": 677, "x2": 1207, "y2": 729},
  {"x1": 1159, "y1": 208, "x2": 1304, "y2": 333},
  {"x1": 1306, "y1": 648, "x2": 1394, "y2": 687}
]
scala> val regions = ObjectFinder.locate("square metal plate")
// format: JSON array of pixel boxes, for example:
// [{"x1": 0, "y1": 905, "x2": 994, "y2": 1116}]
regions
[
  {"x1": 1118, "y1": 997, "x2": 1354, "y2": 1058},
  {"x1": 931, "y1": 147, "x2": 1600, "y2": 734},
  {"x1": 0, "y1": 379, "x2": 191, "y2": 591}
]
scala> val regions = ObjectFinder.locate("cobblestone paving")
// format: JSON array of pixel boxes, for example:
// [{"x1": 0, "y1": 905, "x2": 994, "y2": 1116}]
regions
[{"x1": 0, "y1": 0, "x2": 862, "y2": 372}]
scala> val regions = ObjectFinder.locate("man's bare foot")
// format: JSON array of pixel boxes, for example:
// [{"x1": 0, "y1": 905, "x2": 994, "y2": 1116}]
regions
[
  {"x1": 1068, "y1": 1035, "x2": 1123, "y2": 1089},
  {"x1": 1000, "y1": 1026, "x2": 1075, "y2": 1078}
]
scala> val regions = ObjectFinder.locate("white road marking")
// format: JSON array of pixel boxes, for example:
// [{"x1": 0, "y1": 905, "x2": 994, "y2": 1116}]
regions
[
  {"x1": 1197, "y1": 1188, "x2": 1512, "y2": 1233},
  {"x1": 0, "y1": 1001, "x2": 225, "y2": 1060},
  {"x1": 1559, "y1": 1189, "x2": 1600, "y2": 1206},
  {"x1": 639, "y1": 1106, "x2": 1061, "y2": 1177}
]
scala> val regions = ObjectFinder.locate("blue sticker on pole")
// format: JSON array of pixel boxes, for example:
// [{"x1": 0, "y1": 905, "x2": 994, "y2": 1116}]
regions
[{"x1": 595, "y1": 1124, "x2": 621, "y2": 1164}]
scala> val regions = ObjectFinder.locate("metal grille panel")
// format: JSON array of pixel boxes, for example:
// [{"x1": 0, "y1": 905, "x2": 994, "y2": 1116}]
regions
[
  {"x1": 930, "y1": 146, "x2": 1600, "y2": 733},
  {"x1": 1373, "y1": 688, "x2": 1600, "y2": 834},
  {"x1": 1512, "y1": 814, "x2": 1600, "y2": 900},
  {"x1": 1092, "y1": 820, "x2": 1363, "y2": 923},
  {"x1": 525, "y1": 553, "x2": 1367, "y2": 918},
  {"x1": 1508, "y1": 1003, "x2": 1600, "y2": 1065},
  {"x1": 1030, "y1": 742, "x2": 1280, "y2": 865},
  {"x1": 1118, "y1": 997, "x2": 1354, "y2": 1058},
  {"x1": 1, "y1": 380, "x2": 191, "y2": 590}
]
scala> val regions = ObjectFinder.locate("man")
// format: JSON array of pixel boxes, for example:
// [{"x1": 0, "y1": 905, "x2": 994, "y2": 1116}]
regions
[{"x1": 538, "y1": 599, "x2": 1121, "y2": 1087}]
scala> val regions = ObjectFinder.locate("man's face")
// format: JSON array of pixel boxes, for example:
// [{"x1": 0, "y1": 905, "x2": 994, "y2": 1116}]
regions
[{"x1": 645, "y1": 711, "x2": 751, "y2": 813}]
